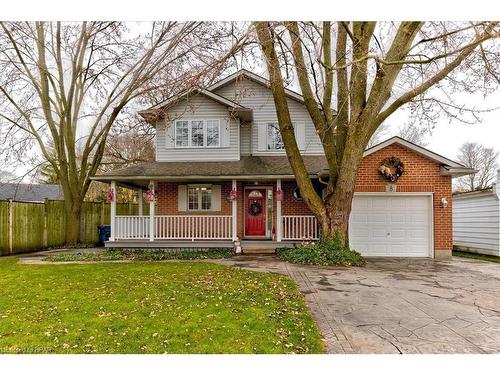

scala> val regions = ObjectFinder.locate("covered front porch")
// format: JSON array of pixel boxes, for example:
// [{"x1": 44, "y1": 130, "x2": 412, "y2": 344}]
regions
[{"x1": 104, "y1": 177, "x2": 321, "y2": 250}]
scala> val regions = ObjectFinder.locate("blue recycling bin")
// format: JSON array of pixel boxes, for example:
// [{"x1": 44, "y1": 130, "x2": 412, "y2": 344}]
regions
[{"x1": 98, "y1": 225, "x2": 111, "y2": 246}]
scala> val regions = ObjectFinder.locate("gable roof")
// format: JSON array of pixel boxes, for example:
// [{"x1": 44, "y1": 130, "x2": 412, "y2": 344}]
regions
[
  {"x1": 364, "y1": 136, "x2": 476, "y2": 177},
  {"x1": 207, "y1": 69, "x2": 306, "y2": 104},
  {"x1": 0, "y1": 183, "x2": 64, "y2": 202},
  {"x1": 138, "y1": 87, "x2": 253, "y2": 124}
]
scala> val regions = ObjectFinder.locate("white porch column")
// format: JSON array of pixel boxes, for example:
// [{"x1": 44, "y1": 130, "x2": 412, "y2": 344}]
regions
[
  {"x1": 110, "y1": 181, "x2": 116, "y2": 241},
  {"x1": 276, "y1": 179, "x2": 282, "y2": 242},
  {"x1": 138, "y1": 188, "x2": 143, "y2": 216},
  {"x1": 149, "y1": 181, "x2": 155, "y2": 242},
  {"x1": 232, "y1": 179, "x2": 237, "y2": 241}
]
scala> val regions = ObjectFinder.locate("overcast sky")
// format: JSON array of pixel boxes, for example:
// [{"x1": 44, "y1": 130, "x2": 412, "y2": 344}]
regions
[{"x1": 388, "y1": 92, "x2": 500, "y2": 160}]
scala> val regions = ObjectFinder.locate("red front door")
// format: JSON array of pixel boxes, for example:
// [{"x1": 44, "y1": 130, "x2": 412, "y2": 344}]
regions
[{"x1": 245, "y1": 189, "x2": 267, "y2": 237}]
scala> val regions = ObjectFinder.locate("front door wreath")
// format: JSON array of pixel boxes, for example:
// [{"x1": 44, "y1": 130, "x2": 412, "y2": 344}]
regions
[{"x1": 249, "y1": 201, "x2": 263, "y2": 216}]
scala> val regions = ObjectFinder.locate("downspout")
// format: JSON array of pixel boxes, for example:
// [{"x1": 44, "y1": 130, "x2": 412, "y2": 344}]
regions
[{"x1": 318, "y1": 172, "x2": 329, "y2": 185}]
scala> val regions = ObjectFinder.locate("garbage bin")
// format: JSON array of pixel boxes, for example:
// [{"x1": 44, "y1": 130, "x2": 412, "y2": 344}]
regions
[{"x1": 98, "y1": 225, "x2": 111, "y2": 246}]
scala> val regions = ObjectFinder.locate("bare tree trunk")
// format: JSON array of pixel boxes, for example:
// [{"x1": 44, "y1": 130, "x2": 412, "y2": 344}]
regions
[
  {"x1": 322, "y1": 143, "x2": 365, "y2": 245},
  {"x1": 65, "y1": 204, "x2": 82, "y2": 245}
]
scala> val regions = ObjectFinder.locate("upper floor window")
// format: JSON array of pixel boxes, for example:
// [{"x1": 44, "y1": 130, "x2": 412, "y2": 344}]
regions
[
  {"x1": 175, "y1": 119, "x2": 220, "y2": 148},
  {"x1": 267, "y1": 123, "x2": 284, "y2": 150}
]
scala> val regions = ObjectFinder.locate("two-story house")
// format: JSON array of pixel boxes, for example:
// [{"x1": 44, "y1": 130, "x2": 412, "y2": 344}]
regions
[{"x1": 93, "y1": 69, "x2": 474, "y2": 259}]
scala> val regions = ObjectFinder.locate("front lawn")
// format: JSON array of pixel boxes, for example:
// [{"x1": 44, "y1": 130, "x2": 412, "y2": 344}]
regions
[
  {"x1": 0, "y1": 257, "x2": 323, "y2": 354},
  {"x1": 453, "y1": 250, "x2": 500, "y2": 264}
]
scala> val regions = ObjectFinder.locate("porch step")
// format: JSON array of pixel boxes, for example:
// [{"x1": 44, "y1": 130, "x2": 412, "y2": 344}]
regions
[{"x1": 242, "y1": 248, "x2": 276, "y2": 255}]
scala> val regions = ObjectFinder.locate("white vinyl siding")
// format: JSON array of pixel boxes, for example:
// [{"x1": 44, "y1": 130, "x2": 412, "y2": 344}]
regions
[
  {"x1": 156, "y1": 95, "x2": 238, "y2": 161},
  {"x1": 213, "y1": 79, "x2": 322, "y2": 155},
  {"x1": 453, "y1": 192, "x2": 500, "y2": 256},
  {"x1": 240, "y1": 124, "x2": 252, "y2": 155}
]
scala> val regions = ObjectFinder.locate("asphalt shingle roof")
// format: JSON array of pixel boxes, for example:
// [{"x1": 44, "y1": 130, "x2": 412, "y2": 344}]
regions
[
  {"x1": 94, "y1": 156, "x2": 328, "y2": 179},
  {"x1": 0, "y1": 183, "x2": 64, "y2": 202}
]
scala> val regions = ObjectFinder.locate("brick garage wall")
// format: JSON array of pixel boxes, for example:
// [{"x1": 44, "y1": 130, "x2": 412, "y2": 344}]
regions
[{"x1": 355, "y1": 143, "x2": 452, "y2": 256}]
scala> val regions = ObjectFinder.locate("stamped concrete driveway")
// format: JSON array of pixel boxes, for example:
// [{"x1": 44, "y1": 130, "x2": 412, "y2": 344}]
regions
[{"x1": 215, "y1": 256, "x2": 500, "y2": 354}]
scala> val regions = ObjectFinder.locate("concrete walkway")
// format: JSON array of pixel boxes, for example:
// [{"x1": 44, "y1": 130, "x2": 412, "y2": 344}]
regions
[{"x1": 213, "y1": 256, "x2": 500, "y2": 354}]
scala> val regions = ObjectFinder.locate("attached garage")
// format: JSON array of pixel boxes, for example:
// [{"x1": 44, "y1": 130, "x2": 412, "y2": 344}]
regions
[
  {"x1": 349, "y1": 194, "x2": 433, "y2": 257},
  {"x1": 352, "y1": 137, "x2": 476, "y2": 259}
]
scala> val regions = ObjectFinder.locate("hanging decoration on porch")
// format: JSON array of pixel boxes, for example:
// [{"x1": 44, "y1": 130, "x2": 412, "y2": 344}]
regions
[
  {"x1": 249, "y1": 201, "x2": 262, "y2": 216},
  {"x1": 105, "y1": 188, "x2": 115, "y2": 203},
  {"x1": 275, "y1": 188, "x2": 283, "y2": 202},
  {"x1": 292, "y1": 186, "x2": 303, "y2": 201},
  {"x1": 379, "y1": 157, "x2": 405, "y2": 182},
  {"x1": 226, "y1": 189, "x2": 238, "y2": 202},
  {"x1": 145, "y1": 188, "x2": 156, "y2": 203}
]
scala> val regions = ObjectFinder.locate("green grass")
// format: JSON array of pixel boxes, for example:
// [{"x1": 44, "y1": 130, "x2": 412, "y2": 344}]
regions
[
  {"x1": 44, "y1": 248, "x2": 233, "y2": 262},
  {"x1": 0, "y1": 257, "x2": 324, "y2": 354},
  {"x1": 453, "y1": 250, "x2": 500, "y2": 264}
]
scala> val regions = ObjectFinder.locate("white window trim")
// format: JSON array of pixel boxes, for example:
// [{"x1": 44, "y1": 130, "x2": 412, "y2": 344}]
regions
[
  {"x1": 174, "y1": 119, "x2": 221, "y2": 149},
  {"x1": 205, "y1": 119, "x2": 221, "y2": 148},
  {"x1": 174, "y1": 120, "x2": 190, "y2": 148},
  {"x1": 187, "y1": 184, "x2": 213, "y2": 211}
]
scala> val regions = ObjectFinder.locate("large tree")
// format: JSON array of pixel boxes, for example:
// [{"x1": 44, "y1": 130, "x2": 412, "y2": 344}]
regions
[
  {"x1": 254, "y1": 21, "x2": 500, "y2": 245},
  {"x1": 0, "y1": 21, "x2": 248, "y2": 244},
  {"x1": 455, "y1": 142, "x2": 499, "y2": 191}
]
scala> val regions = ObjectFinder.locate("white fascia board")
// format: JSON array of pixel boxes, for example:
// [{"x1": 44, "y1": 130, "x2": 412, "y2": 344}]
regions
[
  {"x1": 365, "y1": 136, "x2": 465, "y2": 168},
  {"x1": 208, "y1": 69, "x2": 306, "y2": 104}
]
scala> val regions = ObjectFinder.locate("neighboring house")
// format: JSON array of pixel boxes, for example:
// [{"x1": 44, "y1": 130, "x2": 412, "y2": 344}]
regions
[
  {"x1": 453, "y1": 170, "x2": 500, "y2": 256},
  {"x1": 93, "y1": 69, "x2": 474, "y2": 259},
  {"x1": 0, "y1": 183, "x2": 64, "y2": 202}
]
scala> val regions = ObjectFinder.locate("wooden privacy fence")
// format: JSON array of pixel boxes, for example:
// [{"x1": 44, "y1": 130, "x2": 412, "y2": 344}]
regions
[{"x1": 0, "y1": 199, "x2": 148, "y2": 256}]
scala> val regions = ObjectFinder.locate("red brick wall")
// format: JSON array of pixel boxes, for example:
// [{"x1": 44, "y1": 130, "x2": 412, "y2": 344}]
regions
[
  {"x1": 156, "y1": 182, "x2": 233, "y2": 215},
  {"x1": 355, "y1": 144, "x2": 452, "y2": 254},
  {"x1": 155, "y1": 143, "x2": 452, "y2": 256},
  {"x1": 280, "y1": 181, "x2": 312, "y2": 216}
]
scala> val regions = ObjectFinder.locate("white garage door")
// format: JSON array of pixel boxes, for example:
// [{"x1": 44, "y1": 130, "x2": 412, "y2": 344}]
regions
[{"x1": 349, "y1": 195, "x2": 432, "y2": 257}]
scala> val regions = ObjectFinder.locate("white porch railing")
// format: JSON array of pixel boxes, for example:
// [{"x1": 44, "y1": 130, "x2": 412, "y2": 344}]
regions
[
  {"x1": 282, "y1": 215, "x2": 319, "y2": 240},
  {"x1": 115, "y1": 216, "x2": 150, "y2": 239},
  {"x1": 155, "y1": 215, "x2": 232, "y2": 240},
  {"x1": 114, "y1": 215, "x2": 232, "y2": 240}
]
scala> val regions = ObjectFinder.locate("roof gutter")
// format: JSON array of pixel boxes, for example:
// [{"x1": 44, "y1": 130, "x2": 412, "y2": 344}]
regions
[
  {"x1": 91, "y1": 174, "x2": 319, "y2": 182},
  {"x1": 439, "y1": 166, "x2": 477, "y2": 177}
]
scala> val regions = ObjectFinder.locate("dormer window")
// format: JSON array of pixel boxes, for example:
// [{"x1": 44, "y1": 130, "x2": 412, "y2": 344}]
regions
[
  {"x1": 175, "y1": 120, "x2": 220, "y2": 148},
  {"x1": 267, "y1": 123, "x2": 284, "y2": 150}
]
